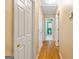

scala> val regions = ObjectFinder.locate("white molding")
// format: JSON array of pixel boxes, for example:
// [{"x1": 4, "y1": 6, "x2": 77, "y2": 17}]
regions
[
  {"x1": 59, "y1": 52, "x2": 63, "y2": 59},
  {"x1": 35, "y1": 47, "x2": 42, "y2": 59}
]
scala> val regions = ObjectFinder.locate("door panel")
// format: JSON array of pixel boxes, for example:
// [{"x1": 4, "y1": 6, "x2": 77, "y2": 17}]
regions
[
  {"x1": 20, "y1": 0, "x2": 25, "y2": 3},
  {"x1": 14, "y1": 0, "x2": 32, "y2": 59},
  {"x1": 17, "y1": 44, "x2": 25, "y2": 59},
  {"x1": 27, "y1": 40, "x2": 32, "y2": 59},
  {"x1": 18, "y1": 6, "x2": 25, "y2": 36},
  {"x1": 27, "y1": 4, "x2": 32, "y2": 34}
]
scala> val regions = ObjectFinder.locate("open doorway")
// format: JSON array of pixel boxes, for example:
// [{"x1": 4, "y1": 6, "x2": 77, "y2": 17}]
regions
[{"x1": 45, "y1": 18, "x2": 55, "y2": 40}]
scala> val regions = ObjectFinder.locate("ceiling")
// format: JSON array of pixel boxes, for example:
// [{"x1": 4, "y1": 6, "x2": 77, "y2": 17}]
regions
[{"x1": 40, "y1": 0, "x2": 57, "y2": 17}]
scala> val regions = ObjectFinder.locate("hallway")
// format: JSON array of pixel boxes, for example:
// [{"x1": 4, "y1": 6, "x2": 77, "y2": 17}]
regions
[
  {"x1": 36, "y1": 0, "x2": 60, "y2": 59},
  {"x1": 37, "y1": 40, "x2": 60, "y2": 59},
  {"x1": 5, "y1": 0, "x2": 73, "y2": 59}
]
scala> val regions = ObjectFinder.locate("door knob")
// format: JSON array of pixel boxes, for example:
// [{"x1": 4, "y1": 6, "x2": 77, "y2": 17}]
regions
[{"x1": 17, "y1": 44, "x2": 20, "y2": 48}]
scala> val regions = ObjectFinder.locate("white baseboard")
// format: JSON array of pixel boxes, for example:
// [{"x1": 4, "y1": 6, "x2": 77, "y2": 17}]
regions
[
  {"x1": 35, "y1": 47, "x2": 42, "y2": 59},
  {"x1": 59, "y1": 52, "x2": 63, "y2": 59}
]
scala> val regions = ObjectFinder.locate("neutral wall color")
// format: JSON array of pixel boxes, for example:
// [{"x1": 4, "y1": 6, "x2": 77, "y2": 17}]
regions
[
  {"x1": 34, "y1": 0, "x2": 40, "y2": 57},
  {"x1": 34, "y1": 0, "x2": 44, "y2": 57},
  {"x1": 5, "y1": 0, "x2": 13, "y2": 56},
  {"x1": 38, "y1": 7, "x2": 44, "y2": 49},
  {"x1": 59, "y1": 5, "x2": 73, "y2": 59}
]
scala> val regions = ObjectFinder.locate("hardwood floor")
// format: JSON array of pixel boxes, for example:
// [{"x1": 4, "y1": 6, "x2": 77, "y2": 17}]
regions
[{"x1": 37, "y1": 40, "x2": 60, "y2": 59}]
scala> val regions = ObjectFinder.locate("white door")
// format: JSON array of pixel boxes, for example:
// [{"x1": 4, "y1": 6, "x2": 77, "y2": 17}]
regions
[{"x1": 14, "y1": 0, "x2": 33, "y2": 59}]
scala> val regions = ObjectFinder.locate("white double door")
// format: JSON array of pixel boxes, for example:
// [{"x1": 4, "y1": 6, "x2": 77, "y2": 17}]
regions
[{"x1": 14, "y1": 0, "x2": 33, "y2": 59}]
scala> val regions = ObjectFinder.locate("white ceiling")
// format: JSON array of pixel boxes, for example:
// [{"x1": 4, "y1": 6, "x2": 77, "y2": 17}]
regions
[
  {"x1": 40, "y1": 0, "x2": 57, "y2": 17},
  {"x1": 41, "y1": 5, "x2": 57, "y2": 17}
]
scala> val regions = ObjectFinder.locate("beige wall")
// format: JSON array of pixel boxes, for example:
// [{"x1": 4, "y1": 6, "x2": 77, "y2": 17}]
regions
[
  {"x1": 34, "y1": 0, "x2": 44, "y2": 57},
  {"x1": 34, "y1": 0, "x2": 40, "y2": 57},
  {"x1": 5, "y1": 0, "x2": 13, "y2": 56},
  {"x1": 59, "y1": 5, "x2": 73, "y2": 59}
]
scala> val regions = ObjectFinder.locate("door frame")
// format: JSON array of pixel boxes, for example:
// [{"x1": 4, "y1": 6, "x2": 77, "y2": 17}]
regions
[
  {"x1": 31, "y1": 0, "x2": 35, "y2": 59},
  {"x1": 55, "y1": 10, "x2": 60, "y2": 46}
]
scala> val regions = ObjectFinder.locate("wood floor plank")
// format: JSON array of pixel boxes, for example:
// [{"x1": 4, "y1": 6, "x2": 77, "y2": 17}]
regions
[{"x1": 37, "y1": 40, "x2": 60, "y2": 59}]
